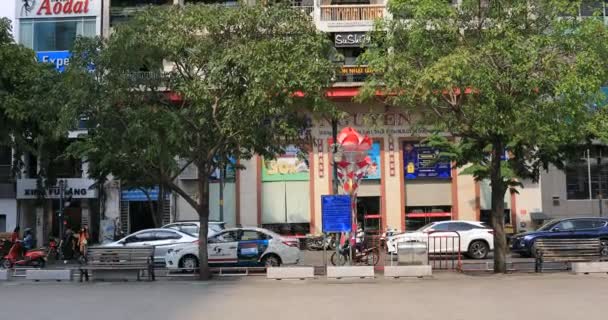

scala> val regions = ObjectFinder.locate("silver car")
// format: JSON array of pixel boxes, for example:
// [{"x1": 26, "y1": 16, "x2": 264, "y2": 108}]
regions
[{"x1": 103, "y1": 228, "x2": 198, "y2": 267}]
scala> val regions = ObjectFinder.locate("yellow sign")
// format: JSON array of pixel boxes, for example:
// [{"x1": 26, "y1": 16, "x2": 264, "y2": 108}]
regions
[{"x1": 340, "y1": 66, "x2": 372, "y2": 75}]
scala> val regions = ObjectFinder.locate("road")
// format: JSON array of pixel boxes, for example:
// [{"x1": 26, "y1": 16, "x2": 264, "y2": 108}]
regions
[{"x1": 1, "y1": 273, "x2": 607, "y2": 320}]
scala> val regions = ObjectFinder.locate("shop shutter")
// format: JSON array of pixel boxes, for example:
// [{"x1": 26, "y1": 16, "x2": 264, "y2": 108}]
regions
[
  {"x1": 405, "y1": 181, "x2": 452, "y2": 206},
  {"x1": 285, "y1": 181, "x2": 310, "y2": 223},
  {"x1": 262, "y1": 182, "x2": 287, "y2": 223}
]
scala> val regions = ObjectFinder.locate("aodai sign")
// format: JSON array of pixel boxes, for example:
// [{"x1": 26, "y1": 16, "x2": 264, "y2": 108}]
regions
[{"x1": 19, "y1": 0, "x2": 100, "y2": 18}]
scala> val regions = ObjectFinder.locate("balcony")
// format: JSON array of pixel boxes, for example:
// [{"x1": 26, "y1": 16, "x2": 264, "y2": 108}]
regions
[{"x1": 314, "y1": 0, "x2": 385, "y2": 32}]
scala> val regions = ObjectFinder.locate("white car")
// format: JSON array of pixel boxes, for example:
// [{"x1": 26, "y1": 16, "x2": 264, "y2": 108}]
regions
[
  {"x1": 386, "y1": 220, "x2": 494, "y2": 259},
  {"x1": 165, "y1": 227, "x2": 300, "y2": 271},
  {"x1": 103, "y1": 228, "x2": 198, "y2": 266},
  {"x1": 162, "y1": 220, "x2": 225, "y2": 238}
]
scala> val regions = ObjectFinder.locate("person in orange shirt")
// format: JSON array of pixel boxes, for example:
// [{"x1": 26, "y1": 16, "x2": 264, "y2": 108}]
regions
[{"x1": 78, "y1": 226, "x2": 89, "y2": 256}]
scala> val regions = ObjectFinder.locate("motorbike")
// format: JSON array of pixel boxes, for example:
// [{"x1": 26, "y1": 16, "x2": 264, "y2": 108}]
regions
[
  {"x1": 330, "y1": 241, "x2": 380, "y2": 266},
  {"x1": 1, "y1": 241, "x2": 47, "y2": 269},
  {"x1": 305, "y1": 234, "x2": 337, "y2": 251}
]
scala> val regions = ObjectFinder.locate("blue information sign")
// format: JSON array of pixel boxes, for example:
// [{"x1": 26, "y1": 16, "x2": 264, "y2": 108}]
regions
[
  {"x1": 321, "y1": 195, "x2": 352, "y2": 233},
  {"x1": 36, "y1": 51, "x2": 71, "y2": 72}
]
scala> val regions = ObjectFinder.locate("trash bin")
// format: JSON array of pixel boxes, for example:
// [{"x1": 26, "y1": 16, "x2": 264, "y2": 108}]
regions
[{"x1": 397, "y1": 241, "x2": 428, "y2": 265}]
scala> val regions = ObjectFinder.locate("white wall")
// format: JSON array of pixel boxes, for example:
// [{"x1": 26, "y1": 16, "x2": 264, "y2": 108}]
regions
[{"x1": 0, "y1": 199, "x2": 17, "y2": 233}]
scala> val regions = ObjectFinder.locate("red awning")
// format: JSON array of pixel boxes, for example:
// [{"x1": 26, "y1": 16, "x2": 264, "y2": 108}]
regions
[{"x1": 406, "y1": 212, "x2": 452, "y2": 218}]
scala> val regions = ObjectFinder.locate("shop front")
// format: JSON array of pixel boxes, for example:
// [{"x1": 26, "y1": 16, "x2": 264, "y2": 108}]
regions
[{"x1": 16, "y1": 178, "x2": 98, "y2": 247}]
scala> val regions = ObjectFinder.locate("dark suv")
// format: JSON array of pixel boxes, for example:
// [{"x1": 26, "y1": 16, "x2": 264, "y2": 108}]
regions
[{"x1": 511, "y1": 217, "x2": 608, "y2": 257}]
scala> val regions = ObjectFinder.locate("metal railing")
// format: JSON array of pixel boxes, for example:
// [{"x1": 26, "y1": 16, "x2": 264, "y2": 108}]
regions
[{"x1": 320, "y1": 4, "x2": 384, "y2": 21}]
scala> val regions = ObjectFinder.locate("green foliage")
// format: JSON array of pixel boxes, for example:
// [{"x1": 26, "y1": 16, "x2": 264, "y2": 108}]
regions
[
  {"x1": 64, "y1": 4, "x2": 335, "y2": 278},
  {"x1": 0, "y1": 17, "x2": 67, "y2": 178},
  {"x1": 361, "y1": 0, "x2": 608, "y2": 272}
]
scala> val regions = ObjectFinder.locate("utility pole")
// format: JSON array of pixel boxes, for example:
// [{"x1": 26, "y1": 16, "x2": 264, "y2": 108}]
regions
[
  {"x1": 331, "y1": 118, "x2": 339, "y2": 195},
  {"x1": 58, "y1": 179, "x2": 66, "y2": 242}
]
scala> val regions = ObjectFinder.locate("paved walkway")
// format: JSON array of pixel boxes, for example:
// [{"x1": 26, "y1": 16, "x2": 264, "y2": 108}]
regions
[{"x1": 1, "y1": 273, "x2": 607, "y2": 320}]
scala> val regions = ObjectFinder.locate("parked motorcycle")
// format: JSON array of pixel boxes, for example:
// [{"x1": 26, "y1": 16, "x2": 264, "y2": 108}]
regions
[
  {"x1": 305, "y1": 234, "x2": 337, "y2": 251},
  {"x1": 330, "y1": 242, "x2": 380, "y2": 266},
  {"x1": 0, "y1": 241, "x2": 47, "y2": 269}
]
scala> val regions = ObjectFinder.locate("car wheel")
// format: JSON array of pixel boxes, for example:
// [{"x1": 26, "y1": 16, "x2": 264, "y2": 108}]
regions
[
  {"x1": 180, "y1": 255, "x2": 199, "y2": 273},
  {"x1": 601, "y1": 239, "x2": 608, "y2": 257},
  {"x1": 262, "y1": 254, "x2": 281, "y2": 267},
  {"x1": 468, "y1": 240, "x2": 489, "y2": 259},
  {"x1": 1, "y1": 259, "x2": 12, "y2": 269}
]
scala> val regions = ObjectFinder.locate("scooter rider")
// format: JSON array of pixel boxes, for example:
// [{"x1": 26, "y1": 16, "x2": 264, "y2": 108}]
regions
[
  {"x1": 22, "y1": 228, "x2": 34, "y2": 253},
  {"x1": 355, "y1": 223, "x2": 365, "y2": 254}
]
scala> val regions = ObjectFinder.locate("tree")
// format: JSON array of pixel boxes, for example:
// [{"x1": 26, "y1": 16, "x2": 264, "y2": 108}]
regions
[
  {"x1": 361, "y1": 0, "x2": 608, "y2": 272},
  {"x1": 65, "y1": 4, "x2": 335, "y2": 279},
  {"x1": 0, "y1": 18, "x2": 66, "y2": 181}
]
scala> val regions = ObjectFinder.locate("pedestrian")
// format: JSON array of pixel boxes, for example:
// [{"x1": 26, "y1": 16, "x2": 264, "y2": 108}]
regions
[{"x1": 78, "y1": 226, "x2": 89, "y2": 256}]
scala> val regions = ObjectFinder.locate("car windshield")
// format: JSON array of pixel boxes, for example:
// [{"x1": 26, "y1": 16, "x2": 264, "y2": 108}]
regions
[
  {"x1": 537, "y1": 219, "x2": 560, "y2": 231},
  {"x1": 416, "y1": 223, "x2": 436, "y2": 231}
]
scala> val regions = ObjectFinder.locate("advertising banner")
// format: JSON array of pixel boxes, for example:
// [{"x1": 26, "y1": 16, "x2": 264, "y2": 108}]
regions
[
  {"x1": 403, "y1": 142, "x2": 451, "y2": 179},
  {"x1": 363, "y1": 141, "x2": 381, "y2": 180},
  {"x1": 261, "y1": 145, "x2": 309, "y2": 181},
  {"x1": 36, "y1": 51, "x2": 70, "y2": 72},
  {"x1": 17, "y1": 0, "x2": 101, "y2": 18}
]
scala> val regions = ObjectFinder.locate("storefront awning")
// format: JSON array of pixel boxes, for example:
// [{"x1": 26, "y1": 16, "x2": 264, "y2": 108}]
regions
[{"x1": 530, "y1": 212, "x2": 551, "y2": 221}]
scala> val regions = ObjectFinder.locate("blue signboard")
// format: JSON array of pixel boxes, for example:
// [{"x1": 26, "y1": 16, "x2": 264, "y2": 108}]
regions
[
  {"x1": 403, "y1": 142, "x2": 451, "y2": 179},
  {"x1": 363, "y1": 142, "x2": 381, "y2": 180},
  {"x1": 121, "y1": 187, "x2": 168, "y2": 202},
  {"x1": 322, "y1": 195, "x2": 352, "y2": 233},
  {"x1": 36, "y1": 51, "x2": 71, "y2": 72}
]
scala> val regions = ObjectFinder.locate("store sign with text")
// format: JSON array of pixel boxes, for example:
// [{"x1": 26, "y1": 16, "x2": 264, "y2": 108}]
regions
[
  {"x1": 18, "y1": 0, "x2": 100, "y2": 18},
  {"x1": 403, "y1": 142, "x2": 451, "y2": 179},
  {"x1": 334, "y1": 32, "x2": 369, "y2": 47},
  {"x1": 36, "y1": 51, "x2": 70, "y2": 72},
  {"x1": 16, "y1": 178, "x2": 98, "y2": 199}
]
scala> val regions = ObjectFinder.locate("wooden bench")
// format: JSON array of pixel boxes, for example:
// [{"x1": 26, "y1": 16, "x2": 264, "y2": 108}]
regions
[
  {"x1": 79, "y1": 247, "x2": 155, "y2": 282},
  {"x1": 535, "y1": 238, "x2": 601, "y2": 273}
]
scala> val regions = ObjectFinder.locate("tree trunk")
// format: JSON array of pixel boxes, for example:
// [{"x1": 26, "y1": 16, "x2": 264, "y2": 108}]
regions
[
  {"x1": 490, "y1": 139, "x2": 508, "y2": 273},
  {"x1": 141, "y1": 188, "x2": 159, "y2": 228},
  {"x1": 196, "y1": 162, "x2": 211, "y2": 280},
  {"x1": 157, "y1": 183, "x2": 165, "y2": 226}
]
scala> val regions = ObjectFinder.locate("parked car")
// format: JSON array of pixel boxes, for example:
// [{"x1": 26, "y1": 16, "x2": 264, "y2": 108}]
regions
[
  {"x1": 165, "y1": 227, "x2": 300, "y2": 271},
  {"x1": 103, "y1": 228, "x2": 198, "y2": 267},
  {"x1": 162, "y1": 220, "x2": 225, "y2": 238},
  {"x1": 386, "y1": 220, "x2": 494, "y2": 259},
  {"x1": 511, "y1": 217, "x2": 608, "y2": 257}
]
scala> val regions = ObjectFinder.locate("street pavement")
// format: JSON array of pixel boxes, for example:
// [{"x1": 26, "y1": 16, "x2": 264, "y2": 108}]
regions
[{"x1": 1, "y1": 273, "x2": 607, "y2": 320}]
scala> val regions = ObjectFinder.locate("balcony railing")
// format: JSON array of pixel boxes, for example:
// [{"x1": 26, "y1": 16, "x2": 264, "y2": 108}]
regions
[{"x1": 320, "y1": 5, "x2": 384, "y2": 22}]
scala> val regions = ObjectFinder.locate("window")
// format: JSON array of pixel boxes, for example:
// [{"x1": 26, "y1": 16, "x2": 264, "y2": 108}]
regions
[
  {"x1": 126, "y1": 231, "x2": 156, "y2": 243},
  {"x1": 448, "y1": 223, "x2": 474, "y2": 232},
  {"x1": 155, "y1": 231, "x2": 181, "y2": 240},
  {"x1": 0, "y1": 215, "x2": 6, "y2": 232},
  {"x1": 0, "y1": 147, "x2": 11, "y2": 182},
  {"x1": 209, "y1": 231, "x2": 238, "y2": 243},
  {"x1": 566, "y1": 146, "x2": 608, "y2": 200},
  {"x1": 19, "y1": 18, "x2": 96, "y2": 51},
  {"x1": 239, "y1": 231, "x2": 267, "y2": 241},
  {"x1": 555, "y1": 220, "x2": 575, "y2": 231},
  {"x1": 573, "y1": 219, "x2": 607, "y2": 230},
  {"x1": 430, "y1": 223, "x2": 450, "y2": 231}
]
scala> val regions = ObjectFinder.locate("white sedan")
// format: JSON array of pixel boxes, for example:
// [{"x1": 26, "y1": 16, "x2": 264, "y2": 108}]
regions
[
  {"x1": 103, "y1": 228, "x2": 198, "y2": 267},
  {"x1": 386, "y1": 220, "x2": 494, "y2": 259},
  {"x1": 165, "y1": 227, "x2": 300, "y2": 271}
]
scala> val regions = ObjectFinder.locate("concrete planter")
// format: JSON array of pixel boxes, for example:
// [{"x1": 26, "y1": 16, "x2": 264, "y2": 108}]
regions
[
  {"x1": 0, "y1": 269, "x2": 9, "y2": 281},
  {"x1": 326, "y1": 266, "x2": 374, "y2": 279},
  {"x1": 26, "y1": 269, "x2": 72, "y2": 281},
  {"x1": 384, "y1": 265, "x2": 432, "y2": 278},
  {"x1": 266, "y1": 267, "x2": 315, "y2": 280},
  {"x1": 572, "y1": 262, "x2": 608, "y2": 274}
]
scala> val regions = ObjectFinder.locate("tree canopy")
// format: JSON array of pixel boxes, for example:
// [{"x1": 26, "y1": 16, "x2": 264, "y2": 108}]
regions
[
  {"x1": 65, "y1": 4, "x2": 336, "y2": 279},
  {"x1": 361, "y1": 0, "x2": 608, "y2": 272}
]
